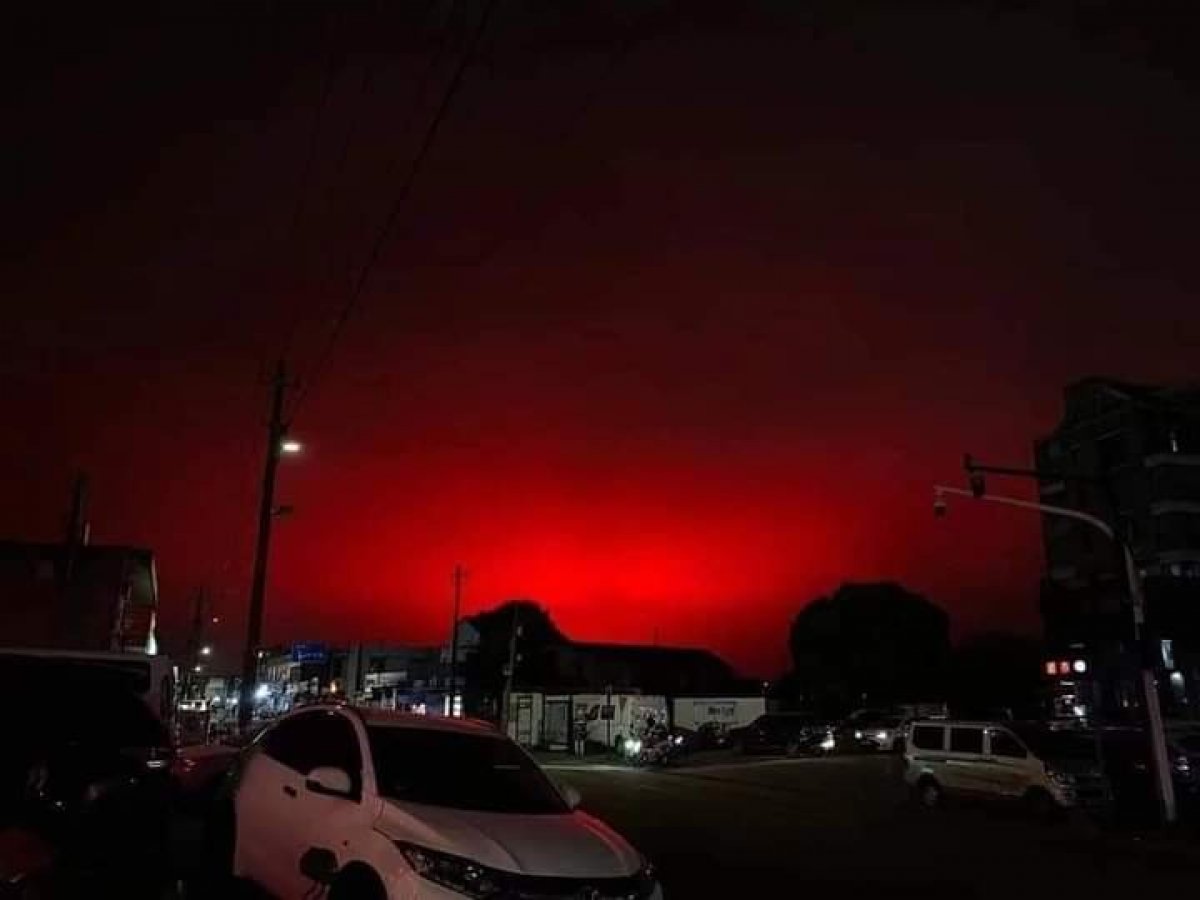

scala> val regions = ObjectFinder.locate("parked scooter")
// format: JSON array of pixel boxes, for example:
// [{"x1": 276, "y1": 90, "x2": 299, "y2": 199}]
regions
[{"x1": 623, "y1": 723, "x2": 686, "y2": 768}]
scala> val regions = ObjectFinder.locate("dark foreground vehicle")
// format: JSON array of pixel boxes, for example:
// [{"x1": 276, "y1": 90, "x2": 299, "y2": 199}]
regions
[
  {"x1": 0, "y1": 655, "x2": 174, "y2": 898},
  {"x1": 731, "y1": 714, "x2": 835, "y2": 756}
]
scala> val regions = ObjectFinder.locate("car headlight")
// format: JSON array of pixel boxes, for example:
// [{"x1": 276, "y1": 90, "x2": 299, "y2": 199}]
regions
[
  {"x1": 875, "y1": 730, "x2": 889, "y2": 742},
  {"x1": 396, "y1": 843, "x2": 502, "y2": 897}
]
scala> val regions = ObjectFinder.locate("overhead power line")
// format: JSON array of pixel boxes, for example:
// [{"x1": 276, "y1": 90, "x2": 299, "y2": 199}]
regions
[{"x1": 287, "y1": 0, "x2": 499, "y2": 425}]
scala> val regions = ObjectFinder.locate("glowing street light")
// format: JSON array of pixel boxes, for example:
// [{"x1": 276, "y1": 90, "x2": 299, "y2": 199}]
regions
[
  {"x1": 280, "y1": 438, "x2": 303, "y2": 455},
  {"x1": 200, "y1": 645, "x2": 212, "y2": 657}
]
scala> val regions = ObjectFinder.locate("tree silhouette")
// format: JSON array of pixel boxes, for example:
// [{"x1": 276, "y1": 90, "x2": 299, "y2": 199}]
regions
[
  {"x1": 462, "y1": 600, "x2": 566, "y2": 719},
  {"x1": 789, "y1": 582, "x2": 950, "y2": 716}
]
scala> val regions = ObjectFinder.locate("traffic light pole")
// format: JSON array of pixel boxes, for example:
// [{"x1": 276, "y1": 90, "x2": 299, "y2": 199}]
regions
[
  {"x1": 448, "y1": 565, "x2": 466, "y2": 716},
  {"x1": 238, "y1": 361, "x2": 289, "y2": 732},
  {"x1": 934, "y1": 483, "x2": 1177, "y2": 824}
]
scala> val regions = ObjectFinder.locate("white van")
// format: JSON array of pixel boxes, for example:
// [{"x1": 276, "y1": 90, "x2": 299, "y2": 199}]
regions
[{"x1": 904, "y1": 720, "x2": 1108, "y2": 814}]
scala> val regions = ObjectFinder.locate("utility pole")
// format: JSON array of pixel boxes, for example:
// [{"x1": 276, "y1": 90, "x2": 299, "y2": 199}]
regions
[
  {"x1": 447, "y1": 565, "x2": 466, "y2": 717},
  {"x1": 238, "y1": 360, "x2": 289, "y2": 732},
  {"x1": 501, "y1": 604, "x2": 522, "y2": 736},
  {"x1": 185, "y1": 588, "x2": 209, "y2": 700}
]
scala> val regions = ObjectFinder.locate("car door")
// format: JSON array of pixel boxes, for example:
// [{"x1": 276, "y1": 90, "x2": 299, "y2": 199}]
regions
[
  {"x1": 944, "y1": 726, "x2": 987, "y2": 795},
  {"x1": 235, "y1": 712, "x2": 321, "y2": 894},
  {"x1": 290, "y1": 711, "x2": 373, "y2": 886},
  {"x1": 984, "y1": 727, "x2": 1033, "y2": 797}
]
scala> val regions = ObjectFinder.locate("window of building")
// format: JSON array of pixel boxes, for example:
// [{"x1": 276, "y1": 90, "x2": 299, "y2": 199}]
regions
[
  {"x1": 911, "y1": 725, "x2": 945, "y2": 751},
  {"x1": 949, "y1": 727, "x2": 984, "y2": 754},
  {"x1": 1162, "y1": 639, "x2": 1175, "y2": 669}
]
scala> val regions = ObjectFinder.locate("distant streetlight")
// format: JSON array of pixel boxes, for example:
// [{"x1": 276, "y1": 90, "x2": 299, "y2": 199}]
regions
[
  {"x1": 200, "y1": 645, "x2": 212, "y2": 657},
  {"x1": 211, "y1": 616, "x2": 220, "y2": 625},
  {"x1": 193, "y1": 664, "x2": 203, "y2": 673},
  {"x1": 280, "y1": 438, "x2": 303, "y2": 455}
]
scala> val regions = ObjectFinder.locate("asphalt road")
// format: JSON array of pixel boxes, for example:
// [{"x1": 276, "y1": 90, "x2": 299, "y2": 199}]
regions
[{"x1": 551, "y1": 754, "x2": 1200, "y2": 899}]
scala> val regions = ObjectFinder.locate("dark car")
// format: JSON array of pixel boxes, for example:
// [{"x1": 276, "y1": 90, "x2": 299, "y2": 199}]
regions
[
  {"x1": 0, "y1": 655, "x2": 175, "y2": 897},
  {"x1": 1098, "y1": 727, "x2": 1200, "y2": 824},
  {"x1": 731, "y1": 714, "x2": 834, "y2": 756}
]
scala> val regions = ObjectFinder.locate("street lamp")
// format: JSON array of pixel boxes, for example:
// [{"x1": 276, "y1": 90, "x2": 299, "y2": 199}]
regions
[
  {"x1": 280, "y1": 438, "x2": 303, "y2": 455},
  {"x1": 200, "y1": 645, "x2": 212, "y2": 657},
  {"x1": 934, "y1": 483, "x2": 1178, "y2": 824}
]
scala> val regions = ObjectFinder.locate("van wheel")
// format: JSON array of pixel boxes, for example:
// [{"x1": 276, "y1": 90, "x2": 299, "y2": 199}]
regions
[
  {"x1": 1024, "y1": 788, "x2": 1059, "y2": 821},
  {"x1": 916, "y1": 777, "x2": 942, "y2": 809}
]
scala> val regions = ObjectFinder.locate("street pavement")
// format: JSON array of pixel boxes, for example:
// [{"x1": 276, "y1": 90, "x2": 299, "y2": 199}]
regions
[{"x1": 552, "y1": 754, "x2": 1200, "y2": 899}]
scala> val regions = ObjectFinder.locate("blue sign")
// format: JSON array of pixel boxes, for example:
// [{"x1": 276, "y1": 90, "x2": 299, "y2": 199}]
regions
[{"x1": 291, "y1": 642, "x2": 329, "y2": 664}]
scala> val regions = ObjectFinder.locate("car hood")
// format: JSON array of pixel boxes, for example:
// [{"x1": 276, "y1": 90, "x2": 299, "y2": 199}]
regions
[{"x1": 374, "y1": 799, "x2": 642, "y2": 878}]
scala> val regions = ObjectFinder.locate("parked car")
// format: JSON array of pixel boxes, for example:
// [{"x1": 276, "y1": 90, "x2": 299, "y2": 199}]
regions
[
  {"x1": 172, "y1": 742, "x2": 241, "y2": 812},
  {"x1": 905, "y1": 720, "x2": 1108, "y2": 815},
  {"x1": 1098, "y1": 727, "x2": 1200, "y2": 823},
  {"x1": 214, "y1": 705, "x2": 662, "y2": 899},
  {"x1": 842, "y1": 714, "x2": 907, "y2": 752},
  {"x1": 730, "y1": 714, "x2": 835, "y2": 756}
]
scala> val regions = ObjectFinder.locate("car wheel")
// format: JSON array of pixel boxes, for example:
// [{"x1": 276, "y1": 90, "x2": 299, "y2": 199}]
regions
[
  {"x1": 329, "y1": 864, "x2": 387, "y2": 900},
  {"x1": 916, "y1": 777, "x2": 942, "y2": 809}
]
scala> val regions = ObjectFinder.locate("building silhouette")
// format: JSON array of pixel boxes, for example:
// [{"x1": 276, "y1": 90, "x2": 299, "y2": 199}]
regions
[{"x1": 1036, "y1": 378, "x2": 1200, "y2": 718}]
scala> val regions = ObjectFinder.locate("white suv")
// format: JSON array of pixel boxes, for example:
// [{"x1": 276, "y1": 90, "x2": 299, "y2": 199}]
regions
[{"x1": 223, "y1": 704, "x2": 662, "y2": 899}]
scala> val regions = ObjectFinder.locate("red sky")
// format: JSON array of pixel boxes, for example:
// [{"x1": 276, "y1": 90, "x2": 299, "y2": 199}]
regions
[{"x1": 4, "y1": 3, "x2": 1199, "y2": 674}]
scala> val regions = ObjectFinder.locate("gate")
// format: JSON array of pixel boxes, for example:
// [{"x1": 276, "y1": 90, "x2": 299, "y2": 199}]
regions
[
  {"x1": 543, "y1": 695, "x2": 570, "y2": 749},
  {"x1": 514, "y1": 694, "x2": 535, "y2": 746}
]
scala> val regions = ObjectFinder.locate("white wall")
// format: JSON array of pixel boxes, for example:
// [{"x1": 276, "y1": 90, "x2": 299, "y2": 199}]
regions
[{"x1": 671, "y1": 696, "x2": 765, "y2": 731}]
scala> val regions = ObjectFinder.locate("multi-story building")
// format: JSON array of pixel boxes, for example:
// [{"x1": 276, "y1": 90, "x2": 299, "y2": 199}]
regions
[{"x1": 1035, "y1": 378, "x2": 1200, "y2": 719}]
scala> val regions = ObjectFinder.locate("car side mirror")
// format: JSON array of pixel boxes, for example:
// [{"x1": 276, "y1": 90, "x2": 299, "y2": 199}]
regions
[
  {"x1": 560, "y1": 783, "x2": 582, "y2": 810},
  {"x1": 299, "y1": 847, "x2": 339, "y2": 884},
  {"x1": 306, "y1": 766, "x2": 354, "y2": 799}
]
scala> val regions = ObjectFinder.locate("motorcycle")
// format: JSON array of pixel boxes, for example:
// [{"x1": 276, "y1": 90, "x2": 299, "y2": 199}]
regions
[{"x1": 624, "y1": 728, "x2": 687, "y2": 768}]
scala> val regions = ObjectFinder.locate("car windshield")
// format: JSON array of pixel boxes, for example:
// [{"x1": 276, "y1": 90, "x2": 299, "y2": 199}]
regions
[{"x1": 368, "y1": 726, "x2": 568, "y2": 815}]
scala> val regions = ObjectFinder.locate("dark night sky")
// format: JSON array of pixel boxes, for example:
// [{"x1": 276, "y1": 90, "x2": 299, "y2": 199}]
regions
[{"x1": 3, "y1": 1, "x2": 1199, "y2": 675}]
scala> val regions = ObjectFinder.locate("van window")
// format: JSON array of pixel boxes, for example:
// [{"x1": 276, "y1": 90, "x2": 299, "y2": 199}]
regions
[
  {"x1": 950, "y1": 727, "x2": 984, "y2": 754},
  {"x1": 989, "y1": 730, "x2": 1026, "y2": 758},
  {"x1": 911, "y1": 725, "x2": 944, "y2": 750}
]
